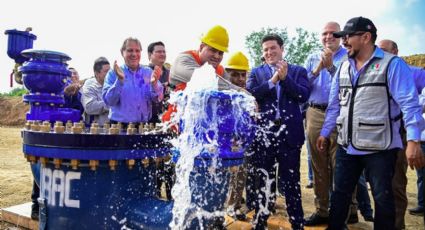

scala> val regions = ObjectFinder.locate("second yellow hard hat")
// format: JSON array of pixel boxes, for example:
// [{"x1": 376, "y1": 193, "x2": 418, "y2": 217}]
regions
[{"x1": 226, "y1": 51, "x2": 249, "y2": 71}]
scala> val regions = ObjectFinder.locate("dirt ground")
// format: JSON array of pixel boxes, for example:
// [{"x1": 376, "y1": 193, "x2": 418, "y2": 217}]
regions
[
  {"x1": 0, "y1": 97, "x2": 28, "y2": 127},
  {"x1": 0, "y1": 126, "x2": 423, "y2": 229}
]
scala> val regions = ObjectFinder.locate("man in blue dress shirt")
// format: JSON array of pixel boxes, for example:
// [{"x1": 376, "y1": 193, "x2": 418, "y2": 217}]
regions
[
  {"x1": 303, "y1": 21, "x2": 362, "y2": 226},
  {"x1": 247, "y1": 34, "x2": 310, "y2": 230},
  {"x1": 102, "y1": 37, "x2": 163, "y2": 127},
  {"x1": 317, "y1": 16, "x2": 425, "y2": 229}
]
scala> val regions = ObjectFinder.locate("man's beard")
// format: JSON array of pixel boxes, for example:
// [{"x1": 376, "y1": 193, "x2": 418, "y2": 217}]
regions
[{"x1": 348, "y1": 49, "x2": 359, "y2": 59}]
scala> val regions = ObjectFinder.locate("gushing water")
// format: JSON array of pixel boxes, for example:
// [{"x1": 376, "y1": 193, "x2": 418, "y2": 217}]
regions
[{"x1": 168, "y1": 65, "x2": 256, "y2": 229}]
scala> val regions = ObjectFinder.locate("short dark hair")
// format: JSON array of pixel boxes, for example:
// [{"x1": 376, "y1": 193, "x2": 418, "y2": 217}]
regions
[
  {"x1": 261, "y1": 34, "x2": 284, "y2": 47},
  {"x1": 371, "y1": 33, "x2": 377, "y2": 43},
  {"x1": 147, "y1": 41, "x2": 165, "y2": 55},
  {"x1": 93, "y1": 57, "x2": 110, "y2": 73}
]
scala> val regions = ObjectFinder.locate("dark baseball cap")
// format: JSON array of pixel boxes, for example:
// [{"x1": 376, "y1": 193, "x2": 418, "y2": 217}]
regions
[{"x1": 333, "y1": 16, "x2": 377, "y2": 38}]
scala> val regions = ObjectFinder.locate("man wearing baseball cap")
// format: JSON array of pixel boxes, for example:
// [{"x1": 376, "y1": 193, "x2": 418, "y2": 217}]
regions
[
  {"x1": 332, "y1": 16, "x2": 377, "y2": 39},
  {"x1": 317, "y1": 16, "x2": 425, "y2": 229}
]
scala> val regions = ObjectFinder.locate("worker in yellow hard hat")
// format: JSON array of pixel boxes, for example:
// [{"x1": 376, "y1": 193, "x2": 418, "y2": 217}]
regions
[
  {"x1": 225, "y1": 51, "x2": 249, "y2": 89},
  {"x1": 168, "y1": 25, "x2": 230, "y2": 90},
  {"x1": 163, "y1": 26, "x2": 246, "y2": 229},
  {"x1": 163, "y1": 25, "x2": 240, "y2": 122},
  {"x1": 224, "y1": 51, "x2": 251, "y2": 221}
]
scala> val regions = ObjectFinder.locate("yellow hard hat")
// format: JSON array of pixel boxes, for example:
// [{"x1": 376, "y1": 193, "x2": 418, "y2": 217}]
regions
[
  {"x1": 200, "y1": 25, "x2": 229, "y2": 52},
  {"x1": 226, "y1": 51, "x2": 249, "y2": 71}
]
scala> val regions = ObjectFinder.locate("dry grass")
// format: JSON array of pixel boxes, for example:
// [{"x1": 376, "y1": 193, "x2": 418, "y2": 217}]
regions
[
  {"x1": 0, "y1": 127, "x2": 32, "y2": 209},
  {"x1": 402, "y1": 54, "x2": 425, "y2": 68}
]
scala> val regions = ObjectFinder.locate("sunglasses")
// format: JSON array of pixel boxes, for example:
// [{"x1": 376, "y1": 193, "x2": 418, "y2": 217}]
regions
[{"x1": 342, "y1": 32, "x2": 366, "y2": 40}]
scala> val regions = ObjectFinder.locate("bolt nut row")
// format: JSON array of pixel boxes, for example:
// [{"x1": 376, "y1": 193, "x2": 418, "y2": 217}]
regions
[
  {"x1": 24, "y1": 155, "x2": 171, "y2": 171},
  {"x1": 25, "y1": 120, "x2": 167, "y2": 135}
]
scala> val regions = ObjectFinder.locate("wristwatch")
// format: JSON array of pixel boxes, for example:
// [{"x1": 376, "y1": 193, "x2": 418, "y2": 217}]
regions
[{"x1": 327, "y1": 65, "x2": 337, "y2": 75}]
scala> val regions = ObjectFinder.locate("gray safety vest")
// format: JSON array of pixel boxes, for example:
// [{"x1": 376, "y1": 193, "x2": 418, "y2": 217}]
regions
[{"x1": 336, "y1": 52, "x2": 398, "y2": 151}]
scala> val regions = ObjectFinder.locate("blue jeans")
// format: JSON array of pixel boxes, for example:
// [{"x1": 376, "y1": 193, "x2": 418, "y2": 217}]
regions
[
  {"x1": 31, "y1": 180, "x2": 39, "y2": 205},
  {"x1": 356, "y1": 171, "x2": 373, "y2": 217},
  {"x1": 329, "y1": 146, "x2": 397, "y2": 230},
  {"x1": 416, "y1": 143, "x2": 425, "y2": 208}
]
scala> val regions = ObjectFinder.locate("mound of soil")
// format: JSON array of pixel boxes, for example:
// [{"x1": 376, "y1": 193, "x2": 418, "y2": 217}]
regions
[{"x1": 0, "y1": 96, "x2": 29, "y2": 126}]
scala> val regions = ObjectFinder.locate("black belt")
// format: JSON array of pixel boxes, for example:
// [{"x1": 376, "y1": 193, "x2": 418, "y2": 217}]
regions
[{"x1": 309, "y1": 102, "x2": 327, "y2": 111}]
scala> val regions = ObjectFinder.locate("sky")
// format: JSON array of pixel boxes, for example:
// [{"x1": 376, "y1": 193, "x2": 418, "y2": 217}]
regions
[{"x1": 0, "y1": 0, "x2": 424, "y2": 93}]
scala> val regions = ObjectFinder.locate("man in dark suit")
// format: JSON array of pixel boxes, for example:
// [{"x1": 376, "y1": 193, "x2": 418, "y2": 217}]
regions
[{"x1": 247, "y1": 34, "x2": 310, "y2": 229}]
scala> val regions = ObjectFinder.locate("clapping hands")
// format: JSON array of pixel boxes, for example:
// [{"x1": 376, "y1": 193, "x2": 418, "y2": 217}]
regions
[
  {"x1": 151, "y1": 65, "x2": 162, "y2": 85},
  {"x1": 271, "y1": 60, "x2": 288, "y2": 84},
  {"x1": 275, "y1": 60, "x2": 288, "y2": 81},
  {"x1": 114, "y1": 61, "x2": 125, "y2": 83},
  {"x1": 312, "y1": 48, "x2": 333, "y2": 76}
]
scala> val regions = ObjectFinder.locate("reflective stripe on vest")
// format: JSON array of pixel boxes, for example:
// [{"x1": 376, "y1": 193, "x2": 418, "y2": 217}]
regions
[{"x1": 336, "y1": 52, "x2": 396, "y2": 151}]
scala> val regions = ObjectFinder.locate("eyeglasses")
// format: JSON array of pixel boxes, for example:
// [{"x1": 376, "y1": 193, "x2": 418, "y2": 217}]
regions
[{"x1": 343, "y1": 32, "x2": 366, "y2": 40}]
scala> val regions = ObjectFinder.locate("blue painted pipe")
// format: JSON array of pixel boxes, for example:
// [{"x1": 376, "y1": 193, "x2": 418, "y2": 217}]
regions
[
  {"x1": 24, "y1": 132, "x2": 238, "y2": 229},
  {"x1": 8, "y1": 28, "x2": 255, "y2": 230},
  {"x1": 18, "y1": 49, "x2": 81, "y2": 123},
  {"x1": 4, "y1": 29, "x2": 37, "y2": 64}
]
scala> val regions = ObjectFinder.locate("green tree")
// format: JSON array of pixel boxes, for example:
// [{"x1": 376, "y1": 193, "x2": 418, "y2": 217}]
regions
[
  {"x1": 0, "y1": 87, "x2": 28, "y2": 97},
  {"x1": 245, "y1": 27, "x2": 321, "y2": 66}
]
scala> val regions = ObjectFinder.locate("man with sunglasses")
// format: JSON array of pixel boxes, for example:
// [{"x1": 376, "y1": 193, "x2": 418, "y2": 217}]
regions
[
  {"x1": 303, "y1": 22, "x2": 362, "y2": 226},
  {"x1": 317, "y1": 16, "x2": 425, "y2": 229}
]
